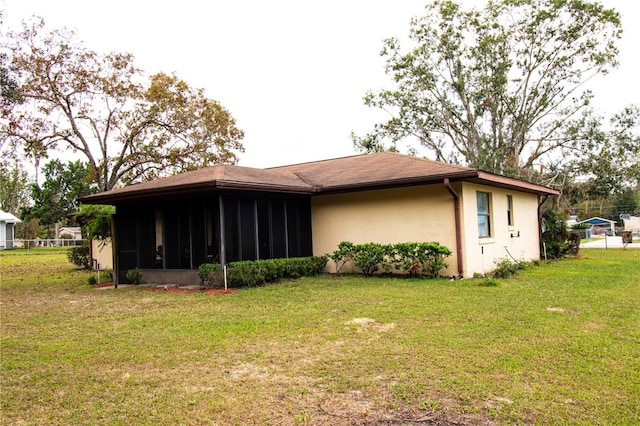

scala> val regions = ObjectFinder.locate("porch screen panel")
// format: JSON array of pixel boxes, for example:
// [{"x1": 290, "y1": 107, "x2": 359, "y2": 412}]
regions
[
  {"x1": 257, "y1": 199, "x2": 271, "y2": 259},
  {"x1": 164, "y1": 206, "x2": 180, "y2": 268},
  {"x1": 191, "y1": 200, "x2": 206, "y2": 267},
  {"x1": 298, "y1": 199, "x2": 312, "y2": 256},
  {"x1": 179, "y1": 204, "x2": 191, "y2": 269},
  {"x1": 286, "y1": 199, "x2": 312, "y2": 258},
  {"x1": 114, "y1": 212, "x2": 137, "y2": 283},
  {"x1": 286, "y1": 201, "x2": 301, "y2": 257},
  {"x1": 270, "y1": 199, "x2": 287, "y2": 258},
  {"x1": 223, "y1": 196, "x2": 239, "y2": 263},
  {"x1": 138, "y1": 209, "x2": 156, "y2": 269},
  {"x1": 239, "y1": 198, "x2": 257, "y2": 261},
  {"x1": 205, "y1": 199, "x2": 219, "y2": 263}
]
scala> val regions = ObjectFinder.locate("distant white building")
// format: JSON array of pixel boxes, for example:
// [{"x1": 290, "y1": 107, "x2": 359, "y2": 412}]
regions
[
  {"x1": 58, "y1": 226, "x2": 83, "y2": 240},
  {"x1": 0, "y1": 210, "x2": 21, "y2": 250},
  {"x1": 622, "y1": 215, "x2": 640, "y2": 234},
  {"x1": 566, "y1": 215, "x2": 579, "y2": 227}
]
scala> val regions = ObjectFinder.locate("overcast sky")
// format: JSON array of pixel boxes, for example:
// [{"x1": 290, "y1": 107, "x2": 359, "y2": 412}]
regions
[{"x1": 3, "y1": 0, "x2": 639, "y2": 169}]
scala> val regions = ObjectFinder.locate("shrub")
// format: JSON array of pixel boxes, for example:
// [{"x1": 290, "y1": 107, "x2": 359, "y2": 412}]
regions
[
  {"x1": 67, "y1": 246, "x2": 91, "y2": 269},
  {"x1": 226, "y1": 256, "x2": 328, "y2": 288},
  {"x1": 542, "y1": 210, "x2": 580, "y2": 259},
  {"x1": 492, "y1": 257, "x2": 525, "y2": 279},
  {"x1": 567, "y1": 231, "x2": 581, "y2": 256},
  {"x1": 87, "y1": 275, "x2": 97, "y2": 285},
  {"x1": 351, "y1": 243, "x2": 387, "y2": 276},
  {"x1": 100, "y1": 269, "x2": 113, "y2": 282},
  {"x1": 327, "y1": 241, "x2": 356, "y2": 273},
  {"x1": 125, "y1": 267, "x2": 143, "y2": 285},
  {"x1": 197, "y1": 263, "x2": 222, "y2": 288},
  {"x1": 478, "y1": 278, "x2": 498, "y2": 287},
  {"x1": 330, "y1": 241, "x2": 452, "y2": 278}
]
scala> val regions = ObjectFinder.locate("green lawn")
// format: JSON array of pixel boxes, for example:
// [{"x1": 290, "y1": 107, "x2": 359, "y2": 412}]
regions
[{"x1": 1, "y1": 248, "x2": 638, "y2": 425}]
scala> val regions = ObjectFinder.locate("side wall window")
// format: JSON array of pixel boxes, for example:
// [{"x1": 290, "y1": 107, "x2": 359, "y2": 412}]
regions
[
  {"x1": 477, "y1": 191, "x2": 491, "y2": 238},
  {"x1": 506, "y1": 194, "x2": 514, "y2": 227}
]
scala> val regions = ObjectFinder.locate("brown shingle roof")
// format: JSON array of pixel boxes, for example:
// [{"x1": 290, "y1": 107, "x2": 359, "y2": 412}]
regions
[
  {"x1": 81, "y1": 152, "x2": 559, "y2": 204},
  {"x1": 271, "y1": 151, "x2": 477, "y2": 191}
]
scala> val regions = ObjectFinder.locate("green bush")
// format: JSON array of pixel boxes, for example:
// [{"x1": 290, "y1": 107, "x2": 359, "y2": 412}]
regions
[
  {"x1": 327, "y1": 241, "x2": 356, "y2": 273},
  {"x1": 197, "y1": 263, "x2": 222, "y2": 288},
  {"x1": 67, "y1": 246, "x2": 91, "y2": 269},
  {"x1": 478, "y1": 278, "x2": 499, "y2": 287},
  {"x1": 125, "y1": 267, "x2": 143, "y2": 285},
  {"x1": 100, "y1": 269, "x2": 113, "y2": 282},
  {"x1": 351, "y1": 242, "x2": 387, "y2": 276},
  {"x1": 492, "y1": 257, "x2": 525, "y2": 279},
  {"x1": 328, "y1": 241, "x2": 452, "y2": 278},
  {"x1": 542, "y1": 210, "x2": 581, "y2": 259},
  {"x1": 87, "y1": 275, "x2": 97, "y2": 285},
  {"x1": 226, "y1": 256, "x2": 328, "y2": 288}
]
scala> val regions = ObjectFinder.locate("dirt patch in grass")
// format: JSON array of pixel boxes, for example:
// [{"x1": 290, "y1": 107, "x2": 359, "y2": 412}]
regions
[{"x1": 546, "y1": 306, "x2": 579, "y2": 314}]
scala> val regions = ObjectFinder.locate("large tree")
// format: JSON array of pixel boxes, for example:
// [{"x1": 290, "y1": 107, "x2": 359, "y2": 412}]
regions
[
  {"x1": 353, "y1": 0, "x2": 622, "y2": 181},
  {"x1": 2, "y1": 18, "x2": 244, "y2": 192}
]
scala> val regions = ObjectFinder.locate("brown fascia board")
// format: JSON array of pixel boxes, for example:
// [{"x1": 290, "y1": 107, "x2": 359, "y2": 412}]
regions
[
  {"x1": 472, "y1": 171, "x2": 560, "y2": 195},
  {"x1": 79, "y1": 180, "x2": 314, "y2": 205},
  {"x1": 311, "y1": 170, "x2": 481, "y2": 194},
  {"x1": 317, "y1": 169, "x2": 559, "y2": 196}
]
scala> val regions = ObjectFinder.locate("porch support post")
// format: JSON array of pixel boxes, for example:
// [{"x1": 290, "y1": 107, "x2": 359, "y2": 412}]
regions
[
  {"x1": 444, "y1": 179, "x2": 464, "y2": 277},
  {"x1": 218, "y1": 195, "x2": 226, "y2": 266}
]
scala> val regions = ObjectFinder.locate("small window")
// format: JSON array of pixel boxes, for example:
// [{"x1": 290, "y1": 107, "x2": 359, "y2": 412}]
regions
[
  {"x1": 477, "y1": 192, "x2": 491, "y2": 238},
  {"x1": 506, "y1": 195, "x2": 514, "y2": 227}
]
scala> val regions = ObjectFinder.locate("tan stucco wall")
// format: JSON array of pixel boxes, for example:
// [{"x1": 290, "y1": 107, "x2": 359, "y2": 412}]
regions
[
  {"x1": 311, "y1": 184, "x2": 460, "y2": 277},
  {"x1": 459, "y1": 182, "x2": 541, "y2": 276},
  {"x1": 91, "y1": 239, "x2": 113, "y2": 270}
]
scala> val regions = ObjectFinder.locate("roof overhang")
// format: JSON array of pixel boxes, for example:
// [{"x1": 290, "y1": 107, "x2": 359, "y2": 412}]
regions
[{"x1": 79, "y1": 153, "x2": 560, "y2": 205}]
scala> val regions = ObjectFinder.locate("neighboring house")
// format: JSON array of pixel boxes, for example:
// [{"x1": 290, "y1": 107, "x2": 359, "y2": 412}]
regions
[
  {"x1": 58, "y1": 226, "x2": 83, "y2": 240},
  {"x1": 80, "y1": 152, "x2": 559, "y2": 284},
  {"x1": 622, "y1": 215, "x2": 640, "y2": 234},
  {"x1": 0, "y1": 209, "x2": 21, "y2": 250}
]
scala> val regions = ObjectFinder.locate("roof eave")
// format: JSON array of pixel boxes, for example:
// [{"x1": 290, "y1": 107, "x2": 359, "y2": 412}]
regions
[{"x1": 79, "y1": 180, "x2": 314, "y2": 205}]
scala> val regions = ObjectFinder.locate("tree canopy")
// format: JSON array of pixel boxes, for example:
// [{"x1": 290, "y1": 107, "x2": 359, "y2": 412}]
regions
[
  {"x1": 21, "y1": 159, "x2": 96, "y2": 226},
  {"x1": 353, "y1": 0, "x2": 625, "y2": 184},
  {"x1": 2, "y1": 18, "x2": 244, "y2": 192}
]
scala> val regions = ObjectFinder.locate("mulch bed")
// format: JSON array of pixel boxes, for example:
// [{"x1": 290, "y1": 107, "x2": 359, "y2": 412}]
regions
[{"x1": 92, "y1": 283, "x2": 237, "y2": 295}]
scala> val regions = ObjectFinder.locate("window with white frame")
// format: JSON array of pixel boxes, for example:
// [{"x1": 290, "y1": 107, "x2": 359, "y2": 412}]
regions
[
  {"x1": 477, "y1": 191, "x2": 491, "y2": 238},
  {"x1": 506, "y1": 194, "x2": 514, "y2": 227}
]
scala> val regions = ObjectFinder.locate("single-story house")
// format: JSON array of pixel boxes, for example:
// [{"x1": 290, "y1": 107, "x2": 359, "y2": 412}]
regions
[
  {"x1": 0, "y1": 209, "x2": 21, "y2": 250},
  {"x1": 58, "y1": 226, "x2": 83, "y2": 240},
  {"x1": 80, "y1": 152, "x2": 559, "y2": 284}
]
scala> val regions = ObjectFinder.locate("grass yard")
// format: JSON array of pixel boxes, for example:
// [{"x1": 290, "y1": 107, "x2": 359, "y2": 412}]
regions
[{"x1": 1, "y1": 248, "x2": 639, "y2": 425}]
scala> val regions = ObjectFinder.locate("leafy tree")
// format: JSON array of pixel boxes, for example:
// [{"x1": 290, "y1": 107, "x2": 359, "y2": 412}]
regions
[
  {"x1": 0, "y1": 163, "x2": 30, "y2": 215},
  {"x1": 570, "y1": 106, "x2": 640, "y2": 196},
  {"x1": 2, "y1": 17, "x2": 244, "y2": 192},
  {"x1": 21, "y1": 159, "x2": 96, "y2": 226},
  {"x1": 74, "y1": 204, "x2": 115, "y2": 243},
  {"x1": 15, "y1": 218, "x2": 39, "y2": 247},
  {"x1": 0, "y1": 12, "x2": 22, "y2": 113},
  {"x1": 354, "y1": 0, "x2": 622, "y2": 181}
]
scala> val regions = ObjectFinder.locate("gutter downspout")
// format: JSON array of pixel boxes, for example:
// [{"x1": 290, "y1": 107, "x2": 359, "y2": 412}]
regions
[
  {"x1": 538, "y1": 194, "x2": 550, "y2": 259},
  {"x1": 444, "y1": 178, "x2": 463, "y2": 277}
]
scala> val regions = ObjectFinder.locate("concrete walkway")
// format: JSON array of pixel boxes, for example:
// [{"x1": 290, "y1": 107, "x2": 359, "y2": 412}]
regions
[{"x1": 580, "y1": 236, "x2": 640, "y2": 249}]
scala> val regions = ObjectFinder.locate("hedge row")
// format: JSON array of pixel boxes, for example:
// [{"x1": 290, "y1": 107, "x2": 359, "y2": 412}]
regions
[
  {"x1": 327, "y1": 241, "x2": 452, "y2": 278},
  {"x1": 198, "y1": 256, "x2": 328, "y2": 288}
]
